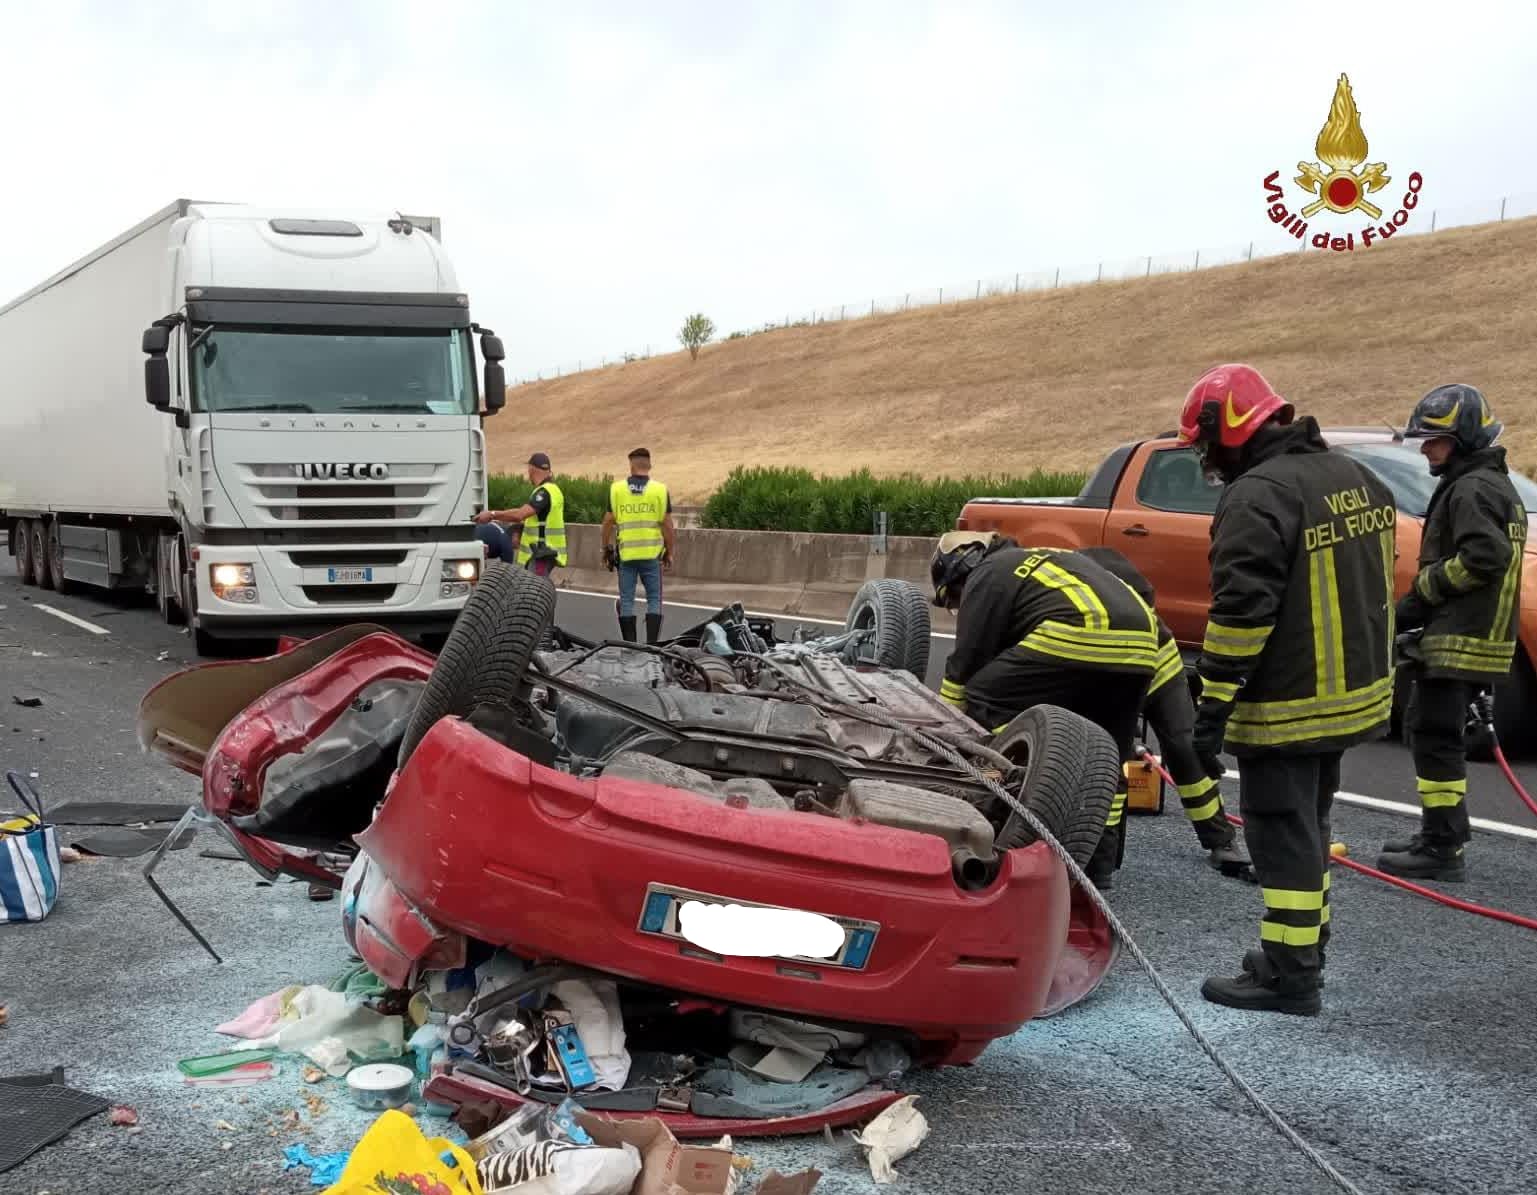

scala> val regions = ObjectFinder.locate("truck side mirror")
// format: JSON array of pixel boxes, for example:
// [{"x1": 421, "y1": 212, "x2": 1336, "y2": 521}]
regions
[
  {"x1": 142, "y1": 319, "x2": 187, "y2": 426},
  {"x1": 479, "y1": 332, "x2": 505, "y2": 362},
  {"x1": 484, "y1": 360, "x2": 506, "y2": 414}
]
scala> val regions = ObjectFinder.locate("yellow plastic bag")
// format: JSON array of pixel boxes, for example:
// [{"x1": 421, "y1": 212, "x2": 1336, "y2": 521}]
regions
[{"x1": 322, "y1": 1109, "x2": 483, "y2": 1195}]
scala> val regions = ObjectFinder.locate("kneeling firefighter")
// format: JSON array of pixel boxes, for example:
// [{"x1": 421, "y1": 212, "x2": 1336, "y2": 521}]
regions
[
  {"x1": 1077, "y1": 547, "x2": 1252, "y2": 878},
  {"x1": 931, "y1": 533, "x2": 1159, "y2": 888},
  {"x1": 1381, "y1": 384, "x2": 1527, "y2": 881}
]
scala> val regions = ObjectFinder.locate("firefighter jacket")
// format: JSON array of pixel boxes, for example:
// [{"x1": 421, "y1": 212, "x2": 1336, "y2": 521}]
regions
[
  {"x1": 1196, "y1": 418, "x2": 1396, "y2": 755},
  {"x1": 1412, "y1": 446, "x2": 1528, "y2": 681},
  {"x1": 939, "y1": 545, "x2": 1159, "y2": 711}
]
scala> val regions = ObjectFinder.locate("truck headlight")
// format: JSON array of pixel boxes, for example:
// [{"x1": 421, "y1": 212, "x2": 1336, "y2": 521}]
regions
[
  {"x1": 211, "y1": 563, "x2": 258, "y2": 603},
  {"x1": 442, "y1": 559, "x2": 480, "y2": 583}
]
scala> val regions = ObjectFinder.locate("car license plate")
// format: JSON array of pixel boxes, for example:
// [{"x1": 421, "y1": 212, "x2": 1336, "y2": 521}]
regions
[
  {"x1": 326, "y1": 567, "x2": 373, "y2": 583},
  {"x1": 636, "y1": 883, "x2": 880, "y2": 970}
]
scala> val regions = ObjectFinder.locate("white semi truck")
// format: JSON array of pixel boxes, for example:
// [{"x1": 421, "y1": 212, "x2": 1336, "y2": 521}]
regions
[{"x1": 0, "y1": 200, "x2": 505, "y2": 651}]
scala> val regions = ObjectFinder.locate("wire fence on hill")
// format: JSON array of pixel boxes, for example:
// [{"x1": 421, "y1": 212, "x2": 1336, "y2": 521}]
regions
[{"x1": 510, "y1": 190, "x2": 1537, "y2": 387}]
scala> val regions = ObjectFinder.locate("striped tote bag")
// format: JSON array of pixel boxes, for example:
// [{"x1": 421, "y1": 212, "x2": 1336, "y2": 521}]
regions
[{"x1": 2, "y1": 771, "x2": 60, "y2": 924}]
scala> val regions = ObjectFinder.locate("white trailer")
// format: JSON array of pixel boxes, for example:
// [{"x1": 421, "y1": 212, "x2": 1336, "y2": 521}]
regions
[{"x1": 0, "y1": 200, "x2": 506, "y2": 651}]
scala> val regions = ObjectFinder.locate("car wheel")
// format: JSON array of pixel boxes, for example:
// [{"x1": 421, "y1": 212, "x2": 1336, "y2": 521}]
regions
[
  {"x1": 398, "y1": 562, "x2": 557, "y2": 766},
  {"x1": 16, "y1": 520, "x2": 38, "y2": 586},
  {"x1": 897, "y1": 581, "x2": 932, "y2": 679},
  {"x1": 1492, "y1": 652, "x2": 1535, "y2": 759},
  {"x1": 32, "y1": 521, "x2": 56, "y2": 590},
  {"x1": 845, "y1": 579, "x2": 928, "y2": 677},
  {"x1": 990, "y1": 704, "x2": 1121, "y2": 868}
]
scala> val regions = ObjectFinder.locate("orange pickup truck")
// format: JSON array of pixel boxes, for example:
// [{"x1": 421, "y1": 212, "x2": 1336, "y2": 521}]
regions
[{"x1": 956, "y1": 428, "x2": 1537, "y2": 752}]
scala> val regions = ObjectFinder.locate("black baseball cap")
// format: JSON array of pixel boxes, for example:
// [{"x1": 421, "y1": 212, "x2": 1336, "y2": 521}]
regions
[
  {"x1": 628, "y1": 447, "x2": 650, "y2": 460},
  {"x1": 527, "y1": 452, "x2": 552, "y2": 469}
]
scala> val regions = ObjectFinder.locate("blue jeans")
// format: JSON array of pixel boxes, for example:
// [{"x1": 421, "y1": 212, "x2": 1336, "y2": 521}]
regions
[
  {"x1": 618, "y1": 559, "x2": 663, "y2": 617},
  {"x1": 473, "y1": 525, "x2": 554, "y2": 576}
]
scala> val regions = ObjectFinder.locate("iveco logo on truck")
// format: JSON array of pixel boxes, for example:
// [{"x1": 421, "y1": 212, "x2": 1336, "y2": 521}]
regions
[{"x1": 294, "y1": 463, "x2": 391, "y2": 480}]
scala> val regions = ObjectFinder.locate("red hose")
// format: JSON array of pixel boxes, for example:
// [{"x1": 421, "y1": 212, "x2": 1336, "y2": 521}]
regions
[
  {"x1": 1133, "y1": 749, "x2": 1537, "y2": 933},
  {"x1": 1492, "y1": 742, "x2": 1537, "y2": 821}
]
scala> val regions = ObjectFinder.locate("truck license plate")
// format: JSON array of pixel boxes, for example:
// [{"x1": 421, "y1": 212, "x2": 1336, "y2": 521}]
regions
[
  {"x1": 326, "y1": 567, "x2": 373, "y2": 583},
  {"x1": 636, "y1": 883, "x2": 879, "y2": 970}
]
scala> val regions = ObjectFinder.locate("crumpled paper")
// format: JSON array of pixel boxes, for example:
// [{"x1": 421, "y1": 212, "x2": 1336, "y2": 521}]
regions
[{"x1": 852, "y1": 1096, "x2": 928, "y2": 1184}]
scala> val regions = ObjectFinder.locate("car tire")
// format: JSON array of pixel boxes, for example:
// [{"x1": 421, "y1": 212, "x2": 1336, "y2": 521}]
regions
[
  {"x1": 991, "y1": 704, "x2": 1121, "y2": 868},
  {"x1": 398, "y1": 562, "x2": 557, "y2": 766},
  {"x1": 32, "y1": 521, "x2": 56, "y2": 590},
  {"x1": 845, "y1": 579, "x2": 928, "y2": 678},
  {"x1": 16, "y1": 520, "x2": 38, "y2": 586},
  {"x1": 897, "y1": 581, "x2": 932, "y2": 679}
]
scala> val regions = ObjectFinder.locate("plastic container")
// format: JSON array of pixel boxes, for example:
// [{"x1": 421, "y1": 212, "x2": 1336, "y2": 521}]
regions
[
  {"x1": 177, "y1": 1049, "x2": 277, "y2": 1077},
  {"x1": 345, "y1": 1063, "x2": 415, "y2": 1111}
]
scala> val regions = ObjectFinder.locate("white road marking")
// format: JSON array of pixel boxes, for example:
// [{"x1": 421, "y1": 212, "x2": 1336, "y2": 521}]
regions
[
  {"x1": 1223, "y1": 769, "x2": 1537, "y2": 842},
  {"x1": 558, "y1": 586, "x2": 959, "y2": 639},
  {"x1": 33, "y1": 604, "x2": 112, "y2": 636}
]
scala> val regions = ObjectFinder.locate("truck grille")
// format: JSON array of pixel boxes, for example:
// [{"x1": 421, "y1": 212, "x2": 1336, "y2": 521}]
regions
[
  {"x1": 301, "y1": 584, "x2": 399, "y2": 604},
  {"x1": 238, "y1": 463, "x2": 449, "y2": 526},
  {"x1": 285, "y1": 549, "x2": 409, "y2": 568}
]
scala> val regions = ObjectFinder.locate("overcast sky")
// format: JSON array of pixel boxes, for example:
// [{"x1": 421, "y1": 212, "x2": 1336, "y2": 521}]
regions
[{"x1": 4, "y1": 0, "x2": 1536, "y2": 378}]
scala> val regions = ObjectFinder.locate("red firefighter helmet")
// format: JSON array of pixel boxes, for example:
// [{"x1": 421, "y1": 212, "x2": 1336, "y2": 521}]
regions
[{"x1": 1177, "y1": 364, "x2": 1293, "y2": 449}]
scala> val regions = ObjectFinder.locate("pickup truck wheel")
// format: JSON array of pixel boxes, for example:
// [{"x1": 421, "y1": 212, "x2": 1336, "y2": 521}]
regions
[
  {"x1": 16, "y1": 520, "x2": 38, "y2": 586},
  {"x1": 990, "y1": 704, "x2": 1121, "y2": 868},
  {"x1": 398, "y1": 562, "x2": 557, "y2": 766},
  {"x1": 1493, "y1": 652, "x2": 1535, "y2": 759},
  {"x1": 845, "y1": 579, "x2": 928, "y2": 678},
  {"x1": 32, "y1": 521, "x2": 56, "y2": 590}
]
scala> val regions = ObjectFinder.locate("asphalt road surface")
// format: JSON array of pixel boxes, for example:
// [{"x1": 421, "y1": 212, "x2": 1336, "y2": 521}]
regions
[{"x1": 3, "y1": 565, "x2": 1536, "y2": 1194}]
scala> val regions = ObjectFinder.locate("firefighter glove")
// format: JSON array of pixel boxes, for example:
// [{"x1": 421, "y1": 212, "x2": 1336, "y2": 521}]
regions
[
  {"x1": 1395, "y1": 590, "x2": 1430, "y2": 630},
  {"x1": 1192, "y1": 700, "x2": 1232, "y2": 778},
  {"x1": 602, "y1": 545, "x2": 620, "y2": 572}
]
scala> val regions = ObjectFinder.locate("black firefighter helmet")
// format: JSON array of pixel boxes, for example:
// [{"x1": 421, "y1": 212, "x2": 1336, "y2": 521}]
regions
[
  {"x1": 1404, "y1": 383, "x2": 1502, "y2": 470},
  {"x1": 930, "y1": 531, "x2": 1002, "y2": 609}
]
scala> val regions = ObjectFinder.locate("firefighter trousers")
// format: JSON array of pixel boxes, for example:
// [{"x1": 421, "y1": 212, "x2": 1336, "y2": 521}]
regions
[
  {"x1": 1236, "y1": 751, "x2": 1339, "y2": 986},
  {"x1": 1407, "y1": 674, "x2": 1474, "y2": 846},
  {"x1": 1144, "y1": 679, "x2": 1235, "y2": 850},
  {"x1": 967, "y1": 658, "x2": 1148, "y2": 878}
]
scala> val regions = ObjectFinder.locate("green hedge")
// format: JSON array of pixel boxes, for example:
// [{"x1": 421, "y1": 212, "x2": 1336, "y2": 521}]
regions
[
  {"x1": 699, "y1": 466, "x2": 1087, "y2": 536},
  {"x1": 488, "y1": 473, "x2": 613, "y2": 524}
]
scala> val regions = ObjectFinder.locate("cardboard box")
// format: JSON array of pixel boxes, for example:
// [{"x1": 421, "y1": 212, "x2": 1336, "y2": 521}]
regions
[
  {"x1": 577, "y1": 1112, "x2": 820, "y2": 1195},
  {"x1": 1125, "y1": 760, "x2": 1164, "y2": 814}
]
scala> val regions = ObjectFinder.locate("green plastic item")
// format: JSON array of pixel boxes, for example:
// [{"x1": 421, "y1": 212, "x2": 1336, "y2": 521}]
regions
[{"x1": 176, "y1": 1049, "x2": 278, "y2": 1077}]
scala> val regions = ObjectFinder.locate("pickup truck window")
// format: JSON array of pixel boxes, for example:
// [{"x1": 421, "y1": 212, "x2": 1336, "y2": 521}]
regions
[{"x1": 1135, "y1": 447, "x2": 1220, "y2": 514}]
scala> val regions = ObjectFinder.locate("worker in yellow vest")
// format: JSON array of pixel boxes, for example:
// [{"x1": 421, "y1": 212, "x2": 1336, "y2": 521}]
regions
[
  {"x1": 601, "y1": 448, "x2": 676, "y2": 642},
  {"x1": 473, "y1": 451, "x2": 567, "y2": 578}
]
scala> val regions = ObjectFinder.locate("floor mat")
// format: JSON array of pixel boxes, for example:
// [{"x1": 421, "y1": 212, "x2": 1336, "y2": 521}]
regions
[
  {"x1": 69, "y1": 826, "x2": 194, "y2": 858},
  {"x1": 0, "y1": 1067, "x2": 67, "y2": 1088},
  {"x1": 0, "y1": 1082, "x2": 110, "y2": 1173},
  {"x1": 47, "y1": 801, "x2": 191, "y2": 826}
]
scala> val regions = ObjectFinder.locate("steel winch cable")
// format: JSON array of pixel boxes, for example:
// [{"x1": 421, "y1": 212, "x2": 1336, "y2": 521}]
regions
[{"x1": 744, "y1": 667, "x2": 1367, "y2": 1194}]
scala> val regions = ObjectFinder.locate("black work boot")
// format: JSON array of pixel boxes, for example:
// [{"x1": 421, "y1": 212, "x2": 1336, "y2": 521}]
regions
[
  {"x1": 1245, "y1": 947, "x2": 1323, "y2": 989},
  {"x1": 1197, "y1": 818, "x2": 1255, "y2": 881},
  {"x1": 1083, "y1": 824, "x2": 1118, "y2": 891},
  {"x1": 1202, "y1": 951, "x2": 1321, "y2": 1016},
  {"x1": 645, "y1": 613, "x2": 664, "y2": 645},
  {"x1": 1376, "y1": 839, "x2": 1466, "y2": 882},
  {"x1": 618, "y1": 616, "x2": 638, "y2": 643},
  {"x1": 1381, "y1": 830, "x2": 1426, "y2": 855}
]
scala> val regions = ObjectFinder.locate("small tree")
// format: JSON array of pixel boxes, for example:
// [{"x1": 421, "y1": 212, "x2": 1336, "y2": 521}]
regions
[{"x1": 679, "y1": 313, "x2": 715, "y2": 361}]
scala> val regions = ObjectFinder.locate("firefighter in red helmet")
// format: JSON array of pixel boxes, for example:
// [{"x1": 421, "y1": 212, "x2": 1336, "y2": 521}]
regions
[{"x1": 1179, "y1": 364, "x2": 1395, "y2": 1014}]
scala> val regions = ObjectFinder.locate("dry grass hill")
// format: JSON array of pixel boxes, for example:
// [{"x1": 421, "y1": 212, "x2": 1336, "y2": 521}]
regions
[{"x1": 488, "y1": 216, "x2": 1537, "y2": 501}]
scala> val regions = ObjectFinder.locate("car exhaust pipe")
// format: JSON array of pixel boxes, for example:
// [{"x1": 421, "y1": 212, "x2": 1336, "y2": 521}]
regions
[{"x1": 951, "y1": 847, "x2": 995, "y2": 891}]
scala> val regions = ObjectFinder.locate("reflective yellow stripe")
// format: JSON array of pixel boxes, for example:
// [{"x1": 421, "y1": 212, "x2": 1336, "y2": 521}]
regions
[
  {"x1": 1263, "y1": 887, "x2": 1324, "y2": 911},
  {"x1": 1309, "y1": 547, "x2": 1346, "y2": 697},
  {"x1": 1417, "y1": 776, "x2": 1466, "y2": 809},
  {"x1": 1020, "y1": 623, "x2": 1159, "y2": 669},
  {"x1": 1381, "y1": 528, "x2": 1397, "y2": 663},
  {"x1": 1229, "y1": 674, "x2": 1394, "y2": 720},
  {"x1": 1415, "y1": 566, "x2": 1438, "y2": 602},
  {"x1": 1149, "y1": 639, "x2": 1184, "y2": 693},
  {"x1": 1319, "y1": 903, "x2": 1331, "y2": 925},
  {"x1": 1321, "y1": 870, "x2": 1331, "y2": 892},
  {"x1": 1492, "y1": 540, "x2": 1522, "y2": 641},
  {"x1": 1200, "y1": 678, "x2": 1239, "y2": 703},
  {"x1": 1444, "y1": 556, "x2": 1476, "y2": 591},
  {"x1": 1176, "y1": 775, "x2": 1217, "y2": 799},
  {"x1": 1421, "y1": 634, "x2": 1516, "y2": 674},
  {"x1": 1260, "y1": 921, "x2": 1322, "y2": 947},
  {"x1": 1184, "y1": 796, "x2": 1221, "y2": 822},
  {"x1": 939, "y1": 678, "x2": 966, "y2": 699},
  {"x1": 1105, "y1": 789, "x2": 1126, "y2": 828},
  {"x1": 1032, "y1": 561, "x2": 1110, "y2": 629},
  {"x1": 1225, "y1": 683, "x2": 1393, "y2": 747},
  {"x1": 1201, "y1": 620, "x2": 1273, "y2": 658},
  {"x1": 940, "y1": 692, "x2": 967, "y2": 709}
]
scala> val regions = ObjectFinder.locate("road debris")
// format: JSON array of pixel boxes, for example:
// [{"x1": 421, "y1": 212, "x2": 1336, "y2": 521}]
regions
[
  {"x1": 0, "y1": 1005, "x2": 7, "y2": 1028},
  {"x1": 852, "y1": 1095, "x2": 928, "y2": 1184},
  {"x1": 10, "y1": 696, "x2": 42, "y2": 708},
  {"x1": 215, "y1": 1119, "x2": 238, "y2": 1132},
  {"x1": 156, "y1": 650, "x2": 171, "y2": 662},
  {"x1": 109, "y1": 1106, "x2": 139, "y2": 1127},
  {"x1": 301, "y1": 1066, "x2": 325, "y2": 1084}
]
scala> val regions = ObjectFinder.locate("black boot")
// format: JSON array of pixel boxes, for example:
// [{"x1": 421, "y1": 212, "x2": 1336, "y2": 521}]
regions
[
  {"x1": 1245, "y1": 947, "x2": 1323, "y2": 989},
  {"x1": 1083, "y1": 823, "x2": 1119, "y2": 891},
  {"x1": 1196, "y1": 817, "x2": 1255, "y2": 881},
  {"x1": 645, "y1": 613, "x2": 664, "y2": 645},
  {"x1": 1202, "y1": 951, "x2": 1321, "y2": 1016},
  {"x1": 1376, "y1": 839, "x2": 1466, "y2": 881},
  {"x1": 1381, "y1": 830, "x2": 1426, "y2": 855},
  {"x1": 618, "y1": 616, "x2": 638, "y2": 643}
]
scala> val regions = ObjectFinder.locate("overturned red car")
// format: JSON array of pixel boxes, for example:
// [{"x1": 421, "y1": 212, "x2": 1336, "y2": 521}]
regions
[{"x1": 139, "y1": 566, "x2": 1123, "y2": 1096}]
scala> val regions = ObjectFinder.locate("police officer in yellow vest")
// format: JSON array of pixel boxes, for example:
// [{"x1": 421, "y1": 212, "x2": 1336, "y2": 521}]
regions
[
  {"x1": 602, "y1": 448, "x2": 676, "y2": 643},
  {"x1": 473, "y1": 451, "x2": 567, "y2": 578}
]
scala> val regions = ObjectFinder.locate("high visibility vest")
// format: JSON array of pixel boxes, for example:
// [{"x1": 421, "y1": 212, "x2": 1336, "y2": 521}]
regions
[
  {"x1": 517, "y1": 482, "x2": 567, "y2": 568},
  {"x1": 610, "y1": 478, "x2": 668, "y2": 563}
]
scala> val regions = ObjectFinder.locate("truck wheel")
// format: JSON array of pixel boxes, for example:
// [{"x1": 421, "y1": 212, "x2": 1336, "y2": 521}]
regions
[
  {"x1": 398, "y1": 562, "x2": 557, "y2": 766},
  {"x1": 991, "y1": 704, "x2": 1121, "y2": 868},
  {"x1": 46, "y1": 522, "x2": 72, "y2": 595},
  {"x1": 845, "y1": 579, "x2": 927, "y2": 678},
  {"x1": 32, "y1": 521, "x2": 56, "y2": 591},
  {"x1": 16, "y1": 520, "x2": 38, "y2": 586}
]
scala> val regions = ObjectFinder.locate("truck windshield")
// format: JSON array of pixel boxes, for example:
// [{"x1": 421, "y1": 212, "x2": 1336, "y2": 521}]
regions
[{"x1": 188, "y1": 326, "x2": 476, "y2": 416}]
